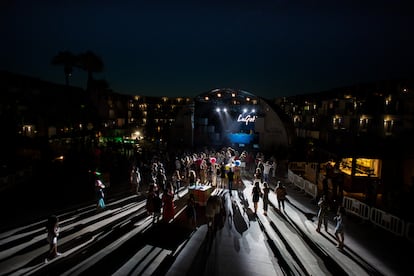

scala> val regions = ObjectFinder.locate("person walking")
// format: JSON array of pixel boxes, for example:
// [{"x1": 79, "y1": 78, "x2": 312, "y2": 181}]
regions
[
  {"x1": 252, "y1": 181, "x2": 262, "y2": 214},
  {"x1": 262, "y1": 182, "x2": 270, "y2": 216},
  {"x1": 316, "y1": 194, "x2": 330, "y2": 233},
  {"x1": 275, "y1": 181, "x2": 287, "y2": 211},
  {"x1": 45, "y1": 215, "x2": 61, "y2": 263},
  {"x1": 334, "y1": 206, "x2": 346, "y2": 249}
]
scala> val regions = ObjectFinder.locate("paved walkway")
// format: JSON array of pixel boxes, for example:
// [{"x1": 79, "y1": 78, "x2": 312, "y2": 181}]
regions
[
  {"x1": 1, "y1": 172, "x2": 413, "y2": 276},
  {"x1": 168, "y1": 174, "x2": 413, "y2": 276}
]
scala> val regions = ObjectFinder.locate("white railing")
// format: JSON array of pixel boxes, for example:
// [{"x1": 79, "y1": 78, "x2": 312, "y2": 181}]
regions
[
  {"x1": 287, "y1": 165, "x2": 413, "y2": 242},
  {"x1": 370, "y1": 207, "x2": 405, "y2": 237},
  {"x1": 288, "y1": 162, "x2": 306, "y2": 173},
  {"x1": 288, "y1": 168, "x2": 316, "y2": 199},
  {"x1": 303, "y1": 179, "x2": 317, "y2": 199},
  {"x1": 342, "y1": 196, "x2": 370, "y2": 220},
  {"x1": 406, "y1": 222, "x2": 414, "y2": 243}
]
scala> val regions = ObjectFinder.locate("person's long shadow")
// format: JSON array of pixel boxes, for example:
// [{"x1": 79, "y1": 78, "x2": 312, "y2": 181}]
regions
[
  {"x1": 187, "y1": 194, "x2": 227, "y2": 275},
  {"x1": 186, "y1": 228, "x2": 214, "y2": 275},
  {"x1": 237, "y1": 190, "x2": 256, "y2": 222},
  {"x1": 231, "y1": 200, "x2": 248, "y2": 235},
  {"x1": 285, "y1": 198, "x2": 317, "y2": 221}
]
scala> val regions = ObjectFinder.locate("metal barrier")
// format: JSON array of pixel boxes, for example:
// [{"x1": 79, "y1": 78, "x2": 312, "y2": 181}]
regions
[
  {"x1": 288, "y1": 170, "x2": 294, "y2": 183},
  {"x1": 406, "y1": 222, "x2": 414, "y2": 243},
  {"x1": 288, "y1": 162, "x2": 306, "y2": 173},
  {"x1": 342, "y1": 196, "x2": 370, "y2": 220},
  {"x1": 289, "y1": 168, "x2": 413, "y2": 241},
  {"x1": 288, "y1": 170, "x2": 317, "y2": 199},
  {"x1": 294, "y1": 175, "x2": 305, "y2": 190},
  {"x1": 370, "y1": 207, "x2": 405, "y2": 237},
  {"x1": 303, "y1": 179, "x2": 317, "y2": 199}
]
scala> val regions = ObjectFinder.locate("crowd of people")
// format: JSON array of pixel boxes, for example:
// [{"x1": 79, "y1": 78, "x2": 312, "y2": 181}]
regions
[
  {"x1": 44, "y1": 146, "x2": 348, "y2": 261},
  {"x1": 134, "y1": 147, "x2": 285, "y2": 229},
  {"x1": 88, "y1": 144, "x2": 347, "y2": 250},
  {"x1": 141, "y1": 147, "x2": 257, "y2": 227}
]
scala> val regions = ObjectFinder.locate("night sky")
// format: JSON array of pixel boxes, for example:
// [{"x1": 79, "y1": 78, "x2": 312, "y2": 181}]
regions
[{"x1": 1, "y1": 0, "x2": 413, "y2": 99}]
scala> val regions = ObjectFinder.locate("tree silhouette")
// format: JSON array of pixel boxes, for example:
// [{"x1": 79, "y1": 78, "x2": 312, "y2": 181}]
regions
[
  {"x1": 76, "y1": 51, "x2": 104, "y2": 91},
  {"x1": 51, "y1": 51, "x2": 77, "y2": 86}
]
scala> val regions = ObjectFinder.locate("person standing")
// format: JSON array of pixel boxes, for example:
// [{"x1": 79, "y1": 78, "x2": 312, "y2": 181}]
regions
[
  {"x1": 95, "y1": 174, "x2": 106, "y2": 210},
  {"x1": 215, "y1": 164, "x2": 222, "y2": 188},
  {"x1": 45, "y1": 215, "x2": 61, "y2": 263},
  {"x1": 334, "y1": 206, "x2": 346, "y2": 249},
  {"x1": 220, "y1": 162, "x2": 227, "y2": 189},
  {"x1": 172, "y1": 169, "x2": 182, "y2": 198},
  {"x1": 253, "y1": 167, "x2": 262, "y2": 186},
  {"x1": 146, "y1": 183, "x2": 161, "y2": 224},
  {"x1": 156, "y1": 168, "x2": 167, "y2": 192},
  {"x1": 162, "y1": 182, "x2": 175, "y2": 223},
  {"x1": 275, "y1": 181, "x2": 287, "y2": 211},
  {"x1": 153, "y1": 187, "x2": 162, "y2": 224},
  {"x1": 252, "y1": 181, "x2": 262, "y2": 214},
  {"x1": 186, "y1": 193, "x2": 197, "y2": 229},
  {"x1": 227, "y1": 167, "x2": 235, "y2": 196},
  {"x1": 316, "y1": 194, "x2": 329, "y2": 233},
  {"x1": 262, "y1": 182, "x2": 270, "y2": 216},
  {"x1": 263, "y1": 161, "x2": 272, "y2": 183},
  {"x1": 130, "y1": 166, "x2": 141, "y2": 195},
  {"x1": 188, "y1": 169, "x2": 197, "y2": 186}
]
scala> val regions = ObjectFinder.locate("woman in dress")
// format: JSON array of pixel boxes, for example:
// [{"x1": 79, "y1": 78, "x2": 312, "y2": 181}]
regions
[
  {"x1": 252, "y1": 181, "x2": 262, "y2": 214},
  {"x1": 162, "y1": 182, "x2": 175, "y2": 223}
]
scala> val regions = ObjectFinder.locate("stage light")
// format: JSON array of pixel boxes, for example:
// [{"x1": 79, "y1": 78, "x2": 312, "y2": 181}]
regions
[
  {"x1": 252, "y1": 109, "x2": 256, "y2": 113},
  {"x1": 243, "y1": 108, "x2": 248, "y2": 113},
  {"x1": 223, "y1": 108, "x2": 227, "y2": 112},
  {"x1": 216, "y1": 107, "x2": 221, "y2": 112}
]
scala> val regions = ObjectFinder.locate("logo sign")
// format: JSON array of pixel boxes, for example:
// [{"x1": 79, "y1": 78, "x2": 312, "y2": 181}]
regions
[{"x1": 237, "y1": 114, "x2": 257, "y2": 125}]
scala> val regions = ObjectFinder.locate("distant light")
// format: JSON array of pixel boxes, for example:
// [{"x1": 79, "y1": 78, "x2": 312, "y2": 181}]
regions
[
  {"x1": 243, "y1": 108, "x2": 247, "y2": 113},
  {"x1": 53, "y1": 155, "x2": 64, "y2": 162},
  {"x1": 216, "y1": 108, "x2": 221, "y2": 112},
  {"x1": 252, "y1": 109, "x2": 256, "y2": 113},
  {"x1": 223, "y1": 108, "x2": 227, "y2": 112},
  {"x1": 205, "y1": 96, "x2": 209, "y2": 101}
]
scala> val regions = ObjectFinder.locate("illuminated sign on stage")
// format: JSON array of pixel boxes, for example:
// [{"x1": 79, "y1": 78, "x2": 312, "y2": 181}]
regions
[{"x1": 237, "y1": 114, "x2": 257, "y2": 125}]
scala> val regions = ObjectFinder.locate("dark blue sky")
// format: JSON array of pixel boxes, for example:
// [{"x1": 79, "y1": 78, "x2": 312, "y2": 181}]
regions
[{"x1": 1, "y1": 0, "x2": 413, "y2": 99}]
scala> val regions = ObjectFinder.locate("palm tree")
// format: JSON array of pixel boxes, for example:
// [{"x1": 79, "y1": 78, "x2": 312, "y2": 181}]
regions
[
  {"x1": 51, "y1": 51, "x2": 77, "y2": 86},
  {"x1": 76, "y1": 51, "x2": 104, "y2": 91}
]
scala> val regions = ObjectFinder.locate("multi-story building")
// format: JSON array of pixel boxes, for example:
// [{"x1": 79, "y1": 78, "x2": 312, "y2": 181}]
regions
[
  {"x1": 276, "y1": 79, "x2": 414, "y2": 219},
  {"x1": 0, "y1": 70, "x2": 193, "y2": 159},
  {"x1": 2, "y1": 70, "x2": 414, "y2": 219}
]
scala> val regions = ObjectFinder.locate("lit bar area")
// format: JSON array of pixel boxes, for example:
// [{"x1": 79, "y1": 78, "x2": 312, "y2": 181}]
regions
[{"x1": 339, "y1": 157, "x2": 382, "y2": 203}]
